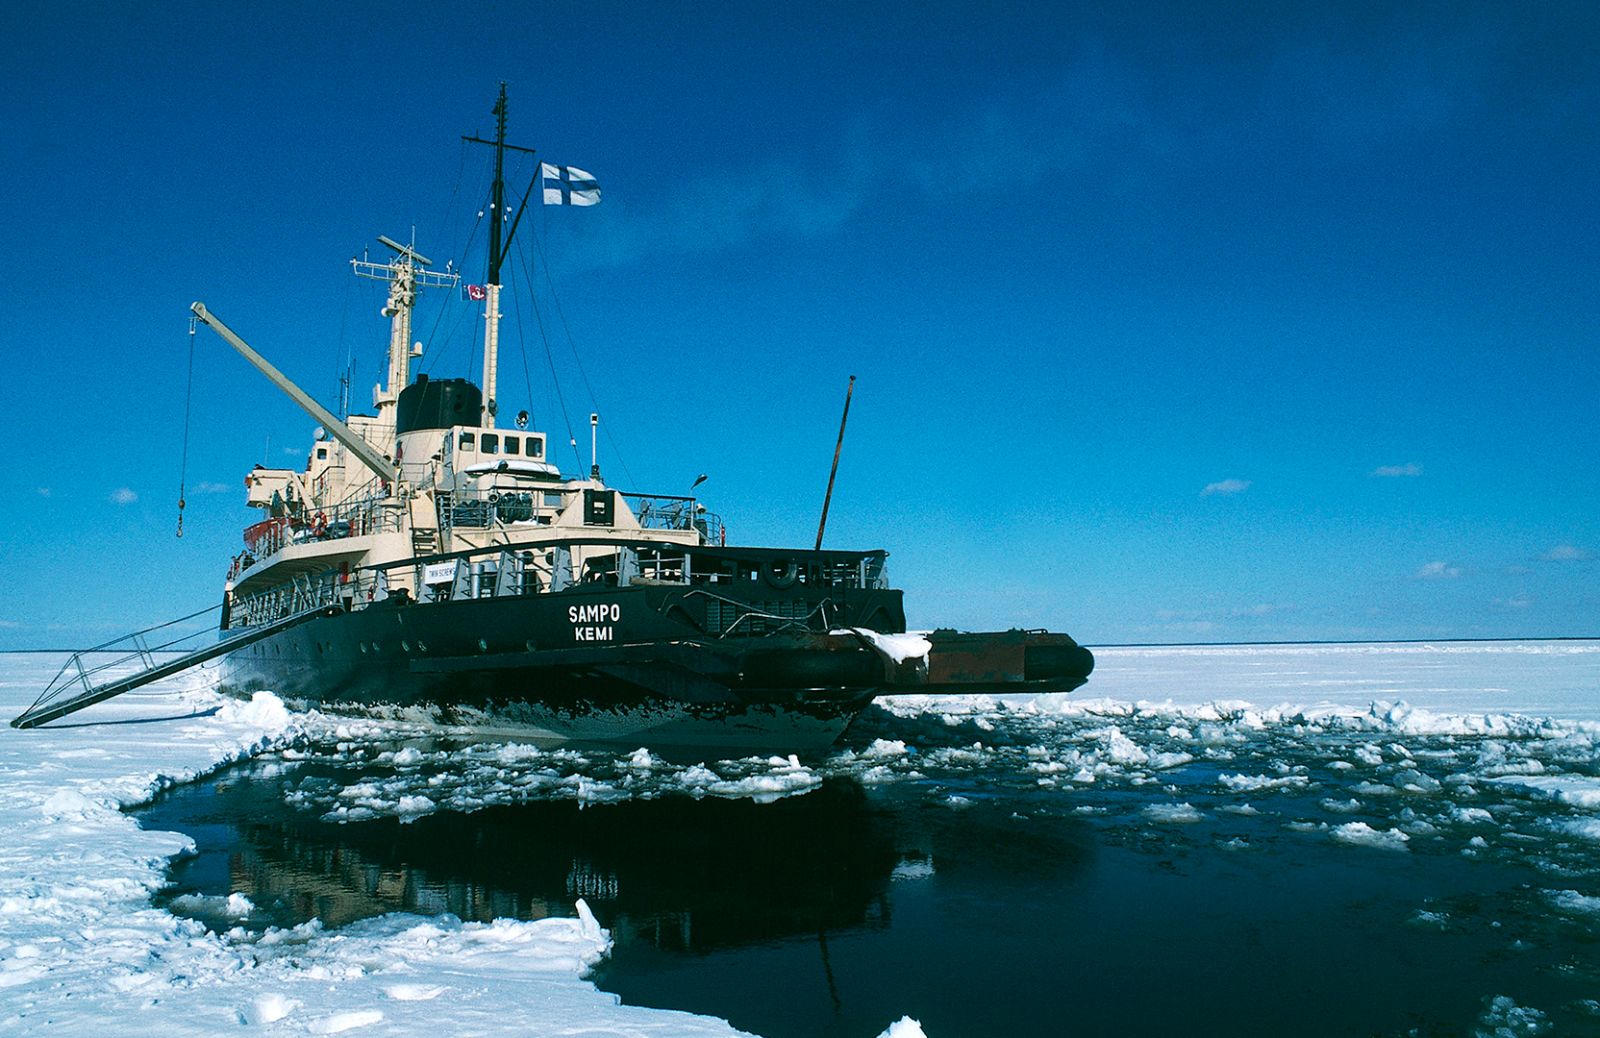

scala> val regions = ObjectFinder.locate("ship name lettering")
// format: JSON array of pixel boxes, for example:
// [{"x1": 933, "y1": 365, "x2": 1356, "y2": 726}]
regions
[{"x1": 570, "y1": 602, "x2": 620, "y2": 641}]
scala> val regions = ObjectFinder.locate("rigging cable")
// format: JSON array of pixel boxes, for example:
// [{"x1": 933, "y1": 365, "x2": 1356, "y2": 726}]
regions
[
  {"x1": 498, "y1": 156, "x2": 548, "y2": 417},
  {"x1": 420, "y1": 144, "x2": 487, "y2": 374},
  {"x1": 422, "y1": 201, "x2": 487, "y2": 377},
  {"x1": 176, "y1": 317, "x2": 198, "y2": 538},
  {"x1": 503, "y1": 248, "x2": 538, "y2": 420},
  {"x1": 335, "y1": 263, "x2": 354, "y2": 419},
  {"x1": 530, "y1": 222, "x2": 639, "y2": 487},
  {"x1": 511, "y1": 232, "x2": 584, "y2": 475},
  {"x1": 431, "y1": 137, "x2": 470, "y2": 272}
]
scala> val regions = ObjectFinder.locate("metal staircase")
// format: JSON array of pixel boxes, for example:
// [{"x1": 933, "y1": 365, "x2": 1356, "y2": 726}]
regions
[{"x1": 10, "y1": 604, "x2": 334, "y2": 729}]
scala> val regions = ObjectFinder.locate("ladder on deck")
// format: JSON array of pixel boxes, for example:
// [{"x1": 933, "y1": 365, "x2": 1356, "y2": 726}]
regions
[{"x1": 10, "y1": 604, "x2": 336, "y2": 729}]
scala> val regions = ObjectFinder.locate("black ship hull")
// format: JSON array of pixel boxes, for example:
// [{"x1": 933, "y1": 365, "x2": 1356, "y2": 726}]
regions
[
  {"x1": 215, "y1": 579, "x2": 1094, "y2": 750},
  {"x1": 218, "y1": 582, "x2": 910, "y2": 750}
]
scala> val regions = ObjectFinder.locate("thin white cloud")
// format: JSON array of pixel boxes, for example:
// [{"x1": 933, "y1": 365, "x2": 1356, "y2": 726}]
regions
[
  {"x1": 36, "y1": 487, "x2": 51, "y2": 497},
  {"x1": 1202, "y1": 479, "x2": 1251, "y2": 497},
  {"x1": 1543, "y1": 544, "x2": 1590, "y2": 562},
  {"x1": 1233, "y1": 603, "x2": 1295, "y2": 618},
  {"x1": 1413, "y1": 561, "x2": 1461, "y2": 580},
  {"x1": 194, "y1": 481, "x2": 234, "y2": 494},
  {"x1": 1371, "y1": 463, "x2": 1422, "y2": 478},
  {"x1": 1496, "y1": 595, "x2": 1533, "y2": 610},
  {"x1": 564, "y1": 48, "x2": 1149, "y2": 272},
  {"x1": 1158, "y1": 619, "x2": 1221, "y2": 636},
  {"x1": 110, "y1": 487, "x2": 138, "y2": 505},
  {"x1": 562, "y1": 21, "x2": 1536, "y2": 276}
]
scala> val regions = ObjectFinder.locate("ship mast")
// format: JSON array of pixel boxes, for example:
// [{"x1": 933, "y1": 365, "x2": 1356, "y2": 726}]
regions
[
  {"x1": 464, "y1": 83, "x2": 538, "y2": 430},
  {"x1": 352, "y1": 235, "x2": 458, "y2": 431}
]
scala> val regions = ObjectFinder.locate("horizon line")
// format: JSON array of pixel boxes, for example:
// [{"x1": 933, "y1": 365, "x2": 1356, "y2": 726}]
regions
[{"x1": 1086, "y1": 635, "x2": 1600, "y2": 649}]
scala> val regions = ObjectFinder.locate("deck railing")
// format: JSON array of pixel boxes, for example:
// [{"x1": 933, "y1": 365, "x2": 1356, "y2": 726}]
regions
[
  {"x1": 229, "y1": 536, "x2": 888, "y2": 633},
  {"x1": 234, "y1": 492, "x2": 402, "y2": 577}
]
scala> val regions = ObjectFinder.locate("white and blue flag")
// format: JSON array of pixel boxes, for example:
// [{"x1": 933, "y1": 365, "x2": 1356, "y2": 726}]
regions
[{"x1": 541, "y1": 163, "x2": 601, "y2": 206}]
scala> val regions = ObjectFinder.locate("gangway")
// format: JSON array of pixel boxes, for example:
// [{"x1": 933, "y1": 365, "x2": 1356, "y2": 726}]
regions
[{"x1": 10, "y1": 604, "x2": 335, "y2": 729}]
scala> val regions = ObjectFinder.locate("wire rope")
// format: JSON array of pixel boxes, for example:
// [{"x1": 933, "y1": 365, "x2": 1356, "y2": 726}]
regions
[
  {"x1": 530, "y1": 224, "x2": 640, "y2": 488},
  {"x1": 511, "y1": 234, "x2": 583, "y2": 474},
  {"x1": 503, "y1": 250, "x2": 537, "y2": 420},
  {"x1": 176, "y1": 318, "x2": 197, "y2": 537}
]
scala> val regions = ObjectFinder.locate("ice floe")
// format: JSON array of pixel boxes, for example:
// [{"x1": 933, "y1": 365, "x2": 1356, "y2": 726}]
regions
[
  {"x1": 0, "y1": 656, "x2": 751, "y2": 1038},
  {"x1": 4, "y1": 640, "x2": 1599, "y2": 1037}
]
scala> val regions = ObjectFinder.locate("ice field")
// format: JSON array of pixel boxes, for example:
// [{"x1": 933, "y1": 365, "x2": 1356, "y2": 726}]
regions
[{"x1": 3, "y1": 641, "x2": 1598, "y2": 1036}]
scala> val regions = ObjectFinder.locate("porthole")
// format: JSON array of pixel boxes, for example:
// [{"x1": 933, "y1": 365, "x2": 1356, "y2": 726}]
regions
[
  {"x1": 359, "y1": 643, "x2": 368, "y2": 654},
  {"x1": 416, "y1": 641, "x2": 427, "y2": 653},
  {"x1": 401, "y1": 641, "x2": 412, "y2": 653},
  {"x1": 478, "y1": 638, "x2": 489, "y2": 652},
  {"x1": 525, "y1": 639, "x2": 536, "y2": 651}
]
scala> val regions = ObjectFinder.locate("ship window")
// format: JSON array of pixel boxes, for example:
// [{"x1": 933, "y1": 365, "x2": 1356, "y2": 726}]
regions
[
  {"x1": 482, "y1": 434, "x2": 499, "y2": 454},
  {"x1": 505, "y1": 435, "x2": 520, "y2": 454},
  {"x1": 544, "y1": 491, "x2": 563, "y2": 507},
  {"x1": 459, "y1": 432, "x2": 476, "y2": 451},
  {"x1": 527, "y1": 438, "x2": 543, "y2": 458},
  {"x1": 316, "y1": 447, "x2": 328, "y2": 460}
]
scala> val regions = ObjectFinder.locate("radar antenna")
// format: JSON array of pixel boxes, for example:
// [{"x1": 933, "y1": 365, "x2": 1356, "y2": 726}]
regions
[{"x1": 352, "y1": 232, "x2": 459, "y2": 427}]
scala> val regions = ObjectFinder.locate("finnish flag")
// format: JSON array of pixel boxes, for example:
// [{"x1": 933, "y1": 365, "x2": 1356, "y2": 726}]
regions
[{"x1": 541, "y1": 163, "x2": 601, "y2": 206}]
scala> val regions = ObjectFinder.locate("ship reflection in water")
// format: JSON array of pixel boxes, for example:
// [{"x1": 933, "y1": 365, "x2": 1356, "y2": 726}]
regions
[
  {"x1": 132, "y1": 725, "x2": 1600, "y2": 1038},
  {"x1": 137, "y1": 760, "x2": 1094, "y2": 957}
]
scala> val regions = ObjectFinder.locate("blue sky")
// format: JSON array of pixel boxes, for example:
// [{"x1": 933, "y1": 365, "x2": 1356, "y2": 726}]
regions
[{"x1": 1, "y1": 1, "x2": 1595, "y2": 647}]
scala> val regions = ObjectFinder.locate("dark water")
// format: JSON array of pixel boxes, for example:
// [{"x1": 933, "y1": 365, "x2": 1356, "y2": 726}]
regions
[{"x1": 133, "y1": 705, "x2": 1600, "y2": 1038}]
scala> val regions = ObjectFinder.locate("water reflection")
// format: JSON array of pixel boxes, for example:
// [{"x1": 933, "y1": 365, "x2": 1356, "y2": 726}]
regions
[
  {"x1": 132, "y1": 727, "x2": 1600, "y2": 1038},
  {"x1": 142, "y1": 764, "x2": 1097, "y2": 956}
]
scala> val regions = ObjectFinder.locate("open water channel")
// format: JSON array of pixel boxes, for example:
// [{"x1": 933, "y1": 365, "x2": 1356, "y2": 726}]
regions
[{"x1": 132, "y1": 662, "x2": 1600, "y2": 1038}]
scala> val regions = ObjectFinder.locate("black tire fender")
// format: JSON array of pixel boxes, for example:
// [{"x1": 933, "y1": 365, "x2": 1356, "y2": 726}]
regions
[{"x1": 763, "y1": 559, "x2": 799, "y2": 589}]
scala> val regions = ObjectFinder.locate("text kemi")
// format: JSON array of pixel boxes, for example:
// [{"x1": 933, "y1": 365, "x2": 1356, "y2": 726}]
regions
[{"x1": 569, "y1": 602, "x2": 621, "y2": 642}]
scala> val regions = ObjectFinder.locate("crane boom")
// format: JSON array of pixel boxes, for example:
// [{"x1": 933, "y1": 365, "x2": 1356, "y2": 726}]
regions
[{"x1": 189, "y1": 302, "x2": 398, "y2": 484}]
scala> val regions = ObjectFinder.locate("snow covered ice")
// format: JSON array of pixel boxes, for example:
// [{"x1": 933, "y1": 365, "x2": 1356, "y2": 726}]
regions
[
  {"x1": 0, "y1": 658, "x2": 754, "y2": 1038},
  {"x1": 4, "y1": 640, "x2": 1600, "y2": 1036}
]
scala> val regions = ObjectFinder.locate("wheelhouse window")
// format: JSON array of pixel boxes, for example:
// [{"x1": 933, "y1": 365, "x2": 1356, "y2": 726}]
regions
[
  {"x1": 527, "y1": 438, "x2": 543, "y2": 458},
  {"x1": 505, "y1": 435, "x2": 520, "y2": 455},
  {"x1": 459, "y1": 432, "x2": 476, "y2": 450},
  {"x1": 481, "y1": 434, "x2": 499, "y2": 454}
]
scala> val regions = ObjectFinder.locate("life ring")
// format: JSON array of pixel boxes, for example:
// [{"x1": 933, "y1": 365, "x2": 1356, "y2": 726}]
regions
[
  {"x1": 762, "y1": 559, "x2": 799, "y2": 590},
  {"x1": 312, "y1": 512, "x2": 328, "y2": 537}
]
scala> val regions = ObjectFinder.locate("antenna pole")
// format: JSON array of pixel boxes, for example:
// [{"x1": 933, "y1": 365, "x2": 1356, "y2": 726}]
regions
[
  {"x1": 351, "y1": 237, "x2": 458, "y2": 427},
  {"x1": 488, "y1": 84, "x2": 507, "y2": 286},
  {"x1": 483, "y1": 84, "x2": 509, "y2": 429},
  {"x1": 814, "y1": 375, "x2": 856, "y2": 550},
  {"x1": 590, "y1": 412, "x2": 600, "y2": 480}
]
